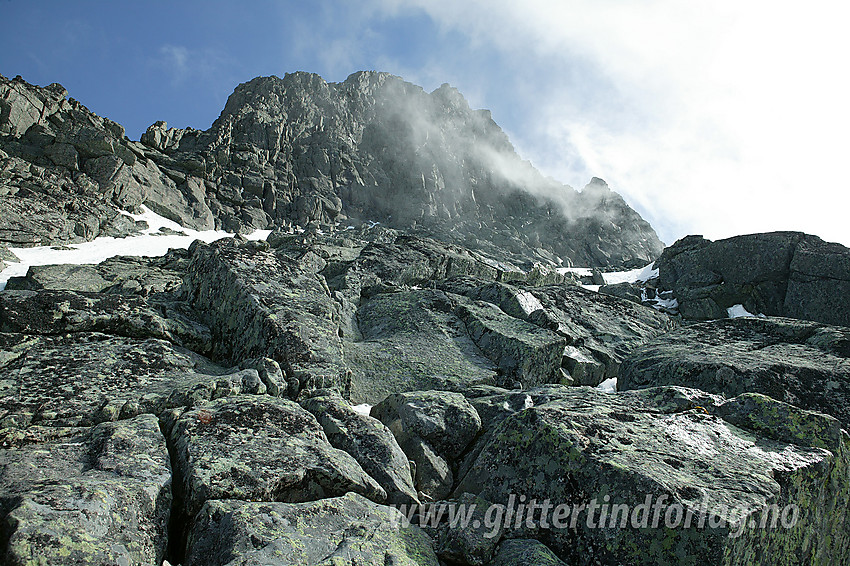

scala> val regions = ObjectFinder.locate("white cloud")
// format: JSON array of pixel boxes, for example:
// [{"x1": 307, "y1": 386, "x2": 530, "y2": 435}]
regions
[{"x1": 371, "y1": 0, "x2": 850, "y2": 246}]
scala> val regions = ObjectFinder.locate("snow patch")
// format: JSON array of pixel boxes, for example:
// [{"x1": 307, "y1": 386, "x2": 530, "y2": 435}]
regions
[
  {"x1": 0, "y1": 205, "x2": 271, "y2": 291},
  {"x1": 581, "y1": 284, "x2": 601, "y2": 293},
  {"x1": 523, "y1": 395, "x2": 534, "y2": 410},
  {"x1": 597, "y1": 377, "x2": 618, "y2": 393},
  {"x1": 352, "y1": 403, "x2": 373, "y2": 417},
  {"x1": 556, "y1": 266, "x2": 593, "y2": 278},
  {"x1": 727, "y1": 304, "x2": 763, "y2": 318},
  {"x1": 602, "y1": 263, "x2": 659, "y2": 285}
]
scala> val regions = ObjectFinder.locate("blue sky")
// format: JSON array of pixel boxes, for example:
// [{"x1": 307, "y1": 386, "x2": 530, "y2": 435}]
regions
[{"x1": 2, "y1": 1, "x2": 849, "y2": 247}]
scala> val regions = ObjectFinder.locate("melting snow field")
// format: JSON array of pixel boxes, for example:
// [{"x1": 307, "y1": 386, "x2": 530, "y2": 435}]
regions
[
  {"x1": 556, "y1": 266, "x2": 593, "y2": 278},
  {"x1": 567, "y1": 262, "x2": 658, "y2": 293},
  {"x1": 0, "y1": 206, "x2": 271, "y2": 291},
  {"x1": 602, "y1": 263, "x2": 659, "y2": 285}
]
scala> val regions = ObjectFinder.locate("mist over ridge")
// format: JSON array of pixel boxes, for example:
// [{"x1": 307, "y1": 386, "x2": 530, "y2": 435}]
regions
[{"x1": 148, "y1": 69, "x2": 662, "y2": 267}]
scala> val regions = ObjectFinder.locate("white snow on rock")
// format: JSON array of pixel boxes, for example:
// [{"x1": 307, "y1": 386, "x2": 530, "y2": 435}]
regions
[
  {"x1": 597, "y1": 377, "x2": 618, "y2": 393},
  {"x1": 352, "y1": 403, "x2": 373, "y2": 417},
  {"x1": 556, "y1": 266, "x2": 593, "y2": 277},
  {"x1": 602, "y1": 263, "x2": 659, "y2": 285},
  {"x1": 726, "y1": 304, "x2": 764, "y2": 318},
  {"x1": 0, "y1": 205, "x2": 272, "y2": 291}
]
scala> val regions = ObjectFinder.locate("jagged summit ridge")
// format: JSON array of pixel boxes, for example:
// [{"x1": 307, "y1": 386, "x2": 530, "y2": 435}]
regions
[
  {"x1": 1, "y1": 70, "x2": 662, "y2": 267},
  {"x1": 144, "y1": 70, "x2": 663, "y2": 267}
]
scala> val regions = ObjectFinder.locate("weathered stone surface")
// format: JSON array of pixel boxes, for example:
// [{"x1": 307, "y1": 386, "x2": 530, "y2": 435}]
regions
[
  {"x1": 183, "y1": 238, "x2": 350, "y2": 396},
  {"x1": 346, "y1": 288, "x2": 499, "y2": 402},
  {"x1": 0, "y1": 289, "x2": 212, "y2": 355},
  {"x1": 4, "y1": 249, "x2": 187, "y2": 297},
  {"x1": 490, "y1": 539, "x2": 567, "y2": 566},
  {"x1": 785, "y1": 236, "x2": 850, "y2": 328},
  {"x1": 371, "y1": 390, "x2": 481, "y2": 462},
  {"x1": 456, "y1": 298, "x2": 567, "y2": 387},
  {"x1": 300, "y1": 390, "x2": 419, "y2": 504},
  {"x1": 619, "y1": 317, "x2": 850, "y2": 427},
  {"x1": 0, "y1": 156, "x2": 129, "y2": 248},
  {"x1": 0, "y1": 415, "x2": 172, "y2": 565},
  {"x1": 185, "y1": 493, "x2": 439, "y2": 566},
  {"x1": 372, "y1": 390, "x2": 481, "y2": 501},
  {"x1": 0, "y1": 332, "x2": 261, "y2": 428},
  {"x1": 444, "y1": 277, "x2": 673, "y2": 386},
  {"x1": 455, "y1": 385, "x2": 850, "y2": 565},
  {"x1": 656, "y1": 232, "x2": 850, "y2": 326},
  {"x1": 405, "y1": 434, "x2": 454, "y2": 501},
  {"x1": 167, "y1": 395, "x2": 386, "y2": 518}
]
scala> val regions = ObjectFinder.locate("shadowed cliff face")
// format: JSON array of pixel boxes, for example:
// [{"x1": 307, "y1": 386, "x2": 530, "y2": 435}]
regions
[{"x1": 146, "y1": 71, "x2": 663, "y2": 268}]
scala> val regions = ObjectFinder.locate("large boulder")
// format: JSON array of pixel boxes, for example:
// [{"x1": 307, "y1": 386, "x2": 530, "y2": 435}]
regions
[
  {"x1": 5, "y1": 250, "x2": 188, "y2": 296},
  {"x1": 183, "y1": 238, "x2": 350, "y2": 396},
  {"x1": 785, "y1": 236, "x2": 850, "y2": 328},
  {"x1": 442, "y1": 277, "x2": 673, "y2": 385},
  {"x1": 618, "y1": 317, "x2": 850, "y2": 427},
  {"x1": 0, "y1": 289, "x2": 212, "y2": 355},
  {"x1": 490, "y1": 539, "x2": 567, "y2": 566},
  {"x1": 372, "y1": 390, "x2": 481, "y2": 500},
  {"x1": 455, "y1": 385, "x2": 850, "y2": 565},
  {"x1": 656, "y1": 232, "x2": 850, "y2": 326},
  {"x1": 167, "y1": 395, "x2": 386, "y2": 519},
  {"x1": 455, "y1": 297, "x2": 567, "y2": 387},
  {"x1": 300, "y1": 390, "x2": 419, "y2": 505},
  {"x1": 0, "y1": 415, "x2": 172, "y2": 565},
  {"x1": 185, "y1": 493, "x2": 439, "y2": 566},
  {"x1": 345, "y1": 288, "x2": 499, "y2": 402}
]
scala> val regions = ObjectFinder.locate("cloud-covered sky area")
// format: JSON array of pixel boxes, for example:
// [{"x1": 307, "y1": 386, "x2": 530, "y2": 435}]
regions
[{"x1": 2, "y1": 1, "x2": 848, "y2": 246}]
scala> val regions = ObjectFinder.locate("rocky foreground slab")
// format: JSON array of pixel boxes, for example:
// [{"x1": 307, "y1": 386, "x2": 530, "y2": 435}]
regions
[{"x1": 1, "y1": 229, "x2": 849, "y2": 564}]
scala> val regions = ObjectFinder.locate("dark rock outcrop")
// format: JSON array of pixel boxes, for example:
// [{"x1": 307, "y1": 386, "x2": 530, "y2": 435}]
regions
[
  {"x1": 300, "y1": 389, "x2": 419, "y2": 505},
  {"x1": 619, "y1": 317, "x2": 850, "y2": 427},
  {"x1": 424, "y1": 492, "x2": 504, "y2": 565},
  {"x1": 372, "y1": 390, "x2": 481, "y2": 501},
  {"x1": 0, "y1": 332, "x2": 262, "y2": 429},
  {"x1": 490, "y1": 539, "x2": 567, "y2": 566},
  {"x1": 5, "y1": 249, "x2": 189, "y2": 296},
  {"x1": 656, "y1": 232, "x2": 850, "y2": 326}
]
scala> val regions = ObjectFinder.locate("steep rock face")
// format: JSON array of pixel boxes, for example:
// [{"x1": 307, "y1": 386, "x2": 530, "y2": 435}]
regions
[
  {"x1": 156, "y1": 72, "x2": 662, "y2": 267},
  {"x1": 619, "y1": 317, "x2": 850, "y2": 427},
  {"x1": 0, "y1": 74, "x2": 213, "y2": 250},
  {"x1": 655, "y1": 232, "x2": 850, "y2": 326}
]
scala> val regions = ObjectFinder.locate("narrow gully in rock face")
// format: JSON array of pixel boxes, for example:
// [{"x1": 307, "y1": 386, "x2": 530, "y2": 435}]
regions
[{"x1": 160, "y1": 416, "x2": 190, "y2": 565}]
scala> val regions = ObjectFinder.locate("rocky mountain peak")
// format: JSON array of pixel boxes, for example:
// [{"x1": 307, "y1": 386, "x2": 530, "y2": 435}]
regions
[{"x1": 2, "y1": 70, "x2": 663, "y2": 267}]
